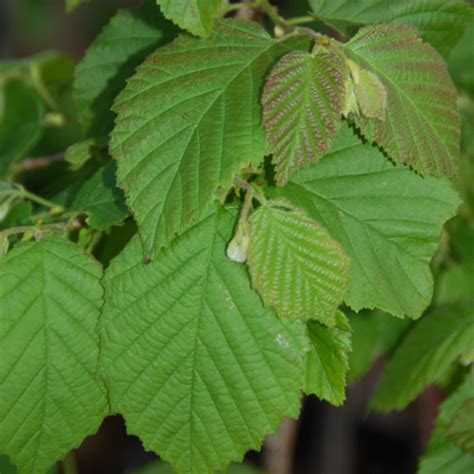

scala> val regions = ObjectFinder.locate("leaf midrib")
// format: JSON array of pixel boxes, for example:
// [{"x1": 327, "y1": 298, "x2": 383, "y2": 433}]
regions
[
  {"x1": 288, "y1": 180, "x2": 427, "y2": 262},
  {"x1": 186, "y1": 210, "x2": 219, "y2": 473}
]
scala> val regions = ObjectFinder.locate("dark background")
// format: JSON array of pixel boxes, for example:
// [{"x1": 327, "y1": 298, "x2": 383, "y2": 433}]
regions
[{"x1": 0, "y1": 1, "x2": 451, "y2": 473}]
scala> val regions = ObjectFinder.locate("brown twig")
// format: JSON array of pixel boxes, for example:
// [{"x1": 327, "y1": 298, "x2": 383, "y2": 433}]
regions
[
  {"x1": 264, "y1": 417, "x2": 300, "y2": 474},
  {"x1": 13, "y1": 154, "x2": 64, "y2": 173},
  {"x1": 233, "y1": 0, "x2": 257, "y2": 20}
]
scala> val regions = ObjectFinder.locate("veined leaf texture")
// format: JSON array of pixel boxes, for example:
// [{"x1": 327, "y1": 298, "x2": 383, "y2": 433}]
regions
[
  {"x1": 247, "y1": 199, "x2": 349, "y2": 326},
  {"x1": 309, "y1": 0, "x2": 474, "y2": 58},
  {"x1": 110, "y1": 20, "x2": 311, "y2": 258},
  {"x1": 155, "y1": 0, "x2": 223, "y2": 37},
  {"x1": 100, "y1": 206, "x2": 308, "y2": 473},
  {"x1": 262, "y1": 48, "x2": 346, "y2": 185},
  {"x1": 0, "y1": 239, "x2": 108, "y2": 474},
  {"x1": 281, "y1": 125, "x2": 460, "y2": 318},
  {"x1": 344, "y1": 24, "x2": 460, "y2": 180},
  {"x1": 1, "y1": 1, "x2": 470, "y2": 472}
]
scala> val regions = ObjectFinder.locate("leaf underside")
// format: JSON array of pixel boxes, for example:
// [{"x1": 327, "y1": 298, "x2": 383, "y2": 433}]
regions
[
  {"x1": 344, "y1": 24, "x2": 460, "y2": 180},
  {"x1": 100, "y1": 205, "x2": 307, "y2": 474},
  {"x1": 247, "y1": 199, "x2": 349, "y2": 326},
  {"x1": 281, "y1": 124, "x2": 460, "y2": 318},
  {"x1": 262, "y1": 49, "x2": 345, "y2": 185},
  {"x1": 0, "y1": 239, "x2": 108, "y2": 474},
  {"x1": 110, "y1": 19, "x2": 311, "y2": 259}
]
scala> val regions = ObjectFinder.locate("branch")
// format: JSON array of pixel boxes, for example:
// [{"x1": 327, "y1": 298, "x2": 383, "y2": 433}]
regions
[
  {"x1": 0, "y1": 219, "x2": 83, "y2": 239},
  {"x1": 264, "y1": 417, "x2": 300, "y2": 474},
  {"x1": 13, "y1": 154, "x2": 64, "y2": 173}
]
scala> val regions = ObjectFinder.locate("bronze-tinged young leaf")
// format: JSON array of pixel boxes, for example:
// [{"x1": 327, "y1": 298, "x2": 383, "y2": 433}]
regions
[
  {"x1": 344, "y1": 24, "x2": 460, "y2": 180},
  {"x1": 247, "y1": 199, "x2": 349, "y2": 326},
  {"x1": 262, "y1": 48, "x2": 345, "y2": 185},
  {"x1": 111, "y1": 19, "x2": 311, "y2": 259},
  {"x1": 309, "y1": 0, "x2": 474, "y2": 59}
]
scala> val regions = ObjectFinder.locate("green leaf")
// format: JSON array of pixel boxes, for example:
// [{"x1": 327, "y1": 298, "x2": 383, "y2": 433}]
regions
[
  {"x1": 435, "y1": 264, "x2": 474, "y2": 305},
  {"x1": 0, "y1": 53, "x2": 78, "y2": 164},
  {"x1": 111, "y1": 19, "x2": 311, "y2": 258},
  {"x1": 0, "y1": 238, "x2": 108, "y2": 474},
  {"x1": 309, "y1": 0, "x2": 474, "y2": 58},
  {"x1": 343, "y1": 24, "x2": 460, "y2": 180},
  {"x1": 128, "y1": 460, "x2": 262, "y2": 474},
  {"x1": 100, "y1": 205, "x2": 307, "y2": 474},
  {"x1": 247, "y1": 199, "x2": 349, "y2": 326},
  {"x1": 262, "y1": 47, "x2": 345, "y2": 185},
  {"x1": 64, "y1": 139, "x2": 95, "y2": 170},
  {"x1": 446, "y1": 398, "x2": 474, "y2": 454},
  {"x1": 419, "y1": 378, "x2": 474, "y2": 474},
  {"x1": 372, "y1": 303, "x2": 474, "y2": 412},
  {"x1": 304, "y1": 311, "x2": 351, "y2": 405},
  {"x1": 459, "y1": 95, "x2": 474, "y2": 163},
  {"x1": 0, "y1": 80, "x2": 44, "y2": 177},
  {"x1": 65, "y1": 0, "x2": 89, "y2": 13},
  {"x1": 72, "y1": 161, "x2": 130, "y2": 230},
  {"x1": 0, "y1": 181, "x2": 21, "y2": 222},
  {"x1": 0, "y1": 454, "x2": 16, "y2": 474},
  {"x1": 449, "y1": 20, "x2": 474, "y2": 95},
  {"x1": 449, "y1": 216, "x2": 474, "y2": 265},
  {"x1": 348, "y1": 310, "x2": 410, "y2": 383},
  {"x1": 74, "y1": 1, "x2": 177, "y2": 138},
  {"x1": 280, "y1": 124, "x2": 460, "y2": 318},
  {"x1": 93, "y1": 220, "x2": 137, "y2": 267},
  {"x1": 156, "y1": 0, "x2": 224, "y2": 37},
  {"x1": 0, "y1": 201, "x2": 33, "y2": 228}
]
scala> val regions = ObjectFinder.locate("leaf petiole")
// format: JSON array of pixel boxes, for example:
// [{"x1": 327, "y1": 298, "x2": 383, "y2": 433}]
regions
[
  {"x1": 286, "y1": 15, "x2": 317, "y2": 26},
  {"x1": 233, "y1": 176, "x2": 266, "y2": 205},
  {"x1": 225, "y1": 2, "x2": 259, "y2": 13},
  {"x1": 0, "y1": 219, "x2": 82, "y2": 240},
  {"x1": 15, "y1": 184, "x2": 64, "y2": 213}
]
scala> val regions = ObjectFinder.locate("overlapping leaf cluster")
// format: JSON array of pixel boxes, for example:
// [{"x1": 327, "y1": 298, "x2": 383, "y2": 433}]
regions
[{"x1": 1, "y1": 1, "x2": 473, "y2": 473}]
